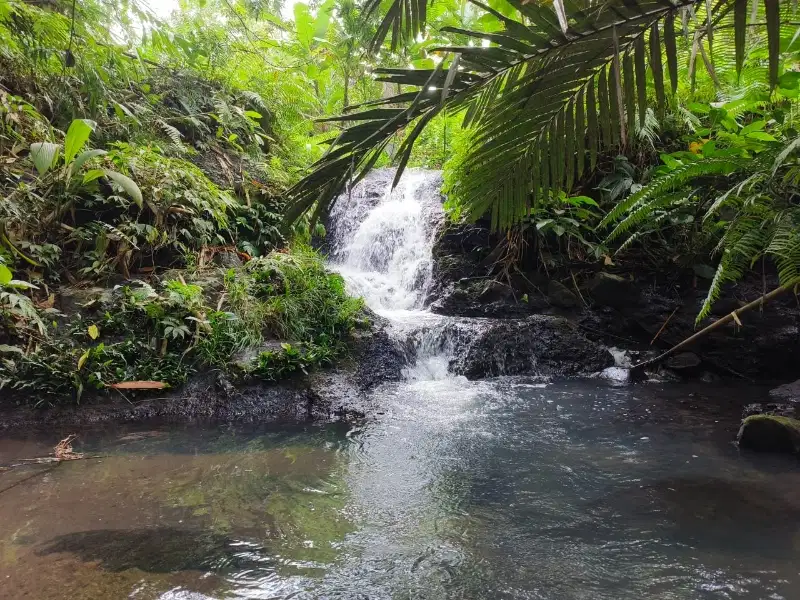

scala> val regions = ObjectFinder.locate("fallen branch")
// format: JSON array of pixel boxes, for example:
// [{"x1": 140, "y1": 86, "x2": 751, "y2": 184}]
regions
[
  {"x1": 632, "y1": 285, "x2": 791, "y2": 375},
  {"x1": 650, "y1": 307, "x2": 679, "y2": 346}
]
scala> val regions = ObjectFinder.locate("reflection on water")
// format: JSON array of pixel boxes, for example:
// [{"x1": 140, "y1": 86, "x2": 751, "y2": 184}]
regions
[{"x1": 1, "y1": 380, "x2": 799, "y2": 599}]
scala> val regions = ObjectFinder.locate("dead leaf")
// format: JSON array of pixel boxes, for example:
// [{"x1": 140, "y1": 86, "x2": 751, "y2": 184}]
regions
[
  {"x1": 54, "y1": 434, "x2": 84, "y2": 460},
  {"x1": 109, "y1": 381, "x2": 168, "y2": 390}
]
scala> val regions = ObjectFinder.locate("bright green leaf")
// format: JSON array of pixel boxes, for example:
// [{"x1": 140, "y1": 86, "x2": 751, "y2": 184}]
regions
[
  {"x1": 0, "y1": 264, "x2": 12, "y2": 285},
  {"x1": 746, "y1": 132, "x2": 777, "y2": 142},
  {"x1": 71, "y1": 149, "x2": 106, "y2": 174},
  {"x1": 104, "y1": 170, "x2": 143, "y2": 208},
  {"x1": 64, "y1": 119, "x2": 97, "y2": 165},
  {"x1": 77, "y1": 349, "x2": 90, "y2": 371}
]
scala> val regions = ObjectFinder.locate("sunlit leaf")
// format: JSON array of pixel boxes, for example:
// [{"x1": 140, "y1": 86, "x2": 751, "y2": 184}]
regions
[
  {"x1": 29, "y1": 142, "x2": 60, "y2": 176},
  {"x1": 64, "y1": 119, "x2": 96, "y2": 165}
]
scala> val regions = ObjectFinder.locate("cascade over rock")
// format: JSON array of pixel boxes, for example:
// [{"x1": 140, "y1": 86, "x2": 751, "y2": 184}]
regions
[{"x1": 326, "y1": 169, "x2": 613, "y2": 380}]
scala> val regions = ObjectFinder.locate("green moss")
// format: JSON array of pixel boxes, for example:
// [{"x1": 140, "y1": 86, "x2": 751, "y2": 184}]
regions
[
  {"x1": 741, "y1": 414, "x2": 800, "y2": 432},
  {"x1": 738, "y1": 413, "x2": 800, "y2": 455}
]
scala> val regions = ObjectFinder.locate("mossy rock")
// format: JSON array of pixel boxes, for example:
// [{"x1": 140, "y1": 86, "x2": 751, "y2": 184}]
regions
[{"x1": 737, "y1": 414, "x2": 800, "y2": 455}]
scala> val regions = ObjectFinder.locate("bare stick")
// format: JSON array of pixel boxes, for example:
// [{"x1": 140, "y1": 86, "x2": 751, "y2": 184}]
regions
[
  {"x1": 632, "y1": 285, "x2": 791, "y2": 373},
  {"x1": 650, "y1": 307, "x2": 678, "y2": 345}
]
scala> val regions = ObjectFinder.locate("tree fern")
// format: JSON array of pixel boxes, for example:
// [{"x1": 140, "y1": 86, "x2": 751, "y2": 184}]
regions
[
  {"x1": 607, "y1": 136, "x2": 800, "y2": 322},
  {"x1": 601, "y1": 157, "x2": 743, "y2": 233},
  {"x1": 698, "y1": 212, "x2": 771, "y2": 320}
]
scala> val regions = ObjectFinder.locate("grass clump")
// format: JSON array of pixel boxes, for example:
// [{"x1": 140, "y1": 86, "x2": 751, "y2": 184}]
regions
[{"x1": 0, "y1": 246, "x2": 366, "y2": 405}]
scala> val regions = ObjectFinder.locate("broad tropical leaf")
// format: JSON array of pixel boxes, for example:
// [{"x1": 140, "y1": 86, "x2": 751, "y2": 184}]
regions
[
  {"x1": 104, "y1": 170, "x2": 143, "y2": 208},
  {"x1": 29, "y1": 142, "x2": 60, "y2": 176},
  {"x1": 64, "y1": 119, "x2": 96, "y2": 165}
]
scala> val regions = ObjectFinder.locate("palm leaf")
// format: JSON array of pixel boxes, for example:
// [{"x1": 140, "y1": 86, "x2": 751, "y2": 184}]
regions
[{"x1": 285, "y1": 0, "x2": 793, "y2": 231}]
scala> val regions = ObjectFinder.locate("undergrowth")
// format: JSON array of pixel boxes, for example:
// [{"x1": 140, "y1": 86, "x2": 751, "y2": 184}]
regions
[{"x1": 0, "y1": 246, "x2": 366, "y2": 405}]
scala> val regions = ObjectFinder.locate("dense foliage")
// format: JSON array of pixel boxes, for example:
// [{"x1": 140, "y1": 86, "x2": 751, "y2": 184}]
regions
[
  {"x1": 287, "y1": 0, "x2": 800, "y2": 319},
  {"x1": 0, "y1": 0, "x2": 375, "y2": 403}
]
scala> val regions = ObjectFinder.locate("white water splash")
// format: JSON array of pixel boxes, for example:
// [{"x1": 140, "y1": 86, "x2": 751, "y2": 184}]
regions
[
  {"x1": 327, "y1": 169, "x2": 460, "y2": 380},
  {"x1": 328, "y1": 170, "x2": 443, "y2": 314}
]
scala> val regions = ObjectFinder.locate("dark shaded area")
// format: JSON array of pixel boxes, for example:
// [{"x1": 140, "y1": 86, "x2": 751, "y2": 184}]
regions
[
  {"x1": 591, "y1": 476, "x2": 800, "y2": 556},
  {"x1": 428, "y1": 219, "x2": 800, "y2": 381},
  {"x1": 37, "y1": 528, "x2": 273, "y2": 573}
]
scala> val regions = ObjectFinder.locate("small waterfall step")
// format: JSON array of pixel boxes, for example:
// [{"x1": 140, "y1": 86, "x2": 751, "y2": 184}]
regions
[{"x1": 326, "y1": 169, "x2": 614, "y2": 382}]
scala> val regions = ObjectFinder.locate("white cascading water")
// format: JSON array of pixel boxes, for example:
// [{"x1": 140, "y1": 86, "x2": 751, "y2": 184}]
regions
[{"x1": 327, "y1": 169, "x2": 461, "y2": 380}]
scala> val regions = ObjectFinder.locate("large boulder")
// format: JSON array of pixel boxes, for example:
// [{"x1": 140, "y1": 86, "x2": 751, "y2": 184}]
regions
[
  {"x1": 547, "y1": 280, "x2": 579, "y2": 308},
  {"x1": 453, "y1": 315, "x2": 614, "y2": 379},
  {"x1": 587, "y1": 272, "x2": 640, "y2": 310},
  {"x1": 737, "y1": 414, "x2": 800, "y2": 455}
]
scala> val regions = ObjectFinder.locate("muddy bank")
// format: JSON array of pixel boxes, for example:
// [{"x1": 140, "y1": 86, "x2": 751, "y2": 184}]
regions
[{"x1": 0, "y1": 321, "x2": 406, "y2": 430}]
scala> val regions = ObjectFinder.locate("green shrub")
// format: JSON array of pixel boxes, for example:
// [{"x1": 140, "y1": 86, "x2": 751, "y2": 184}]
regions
[{"x1": 0, "y1": 247, "x2": 365, "y2": 405}]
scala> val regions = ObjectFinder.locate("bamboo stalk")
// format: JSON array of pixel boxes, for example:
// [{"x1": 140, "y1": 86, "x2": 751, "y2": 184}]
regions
[{"x1": 632, "y1": 285, "x2": 790, "y2": 373}]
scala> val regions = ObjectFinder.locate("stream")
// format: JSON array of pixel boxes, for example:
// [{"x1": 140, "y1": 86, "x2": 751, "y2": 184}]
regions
[{"x1": 1, "y1": 170, "x2": 799, "y2": 599}]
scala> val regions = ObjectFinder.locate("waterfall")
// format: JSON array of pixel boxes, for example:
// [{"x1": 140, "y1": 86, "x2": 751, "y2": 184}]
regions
[
  {"x1": 327, "y1": 169, "x2": 443, "y2": 314},
  {"x1": 326, "y1": 169, "x2": 462, "y2": 380}
]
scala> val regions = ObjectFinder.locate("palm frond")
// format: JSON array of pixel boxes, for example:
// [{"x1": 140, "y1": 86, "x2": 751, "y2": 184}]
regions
[{"x1": 285, "y1": 0, "x2": 790, "y2": 231}]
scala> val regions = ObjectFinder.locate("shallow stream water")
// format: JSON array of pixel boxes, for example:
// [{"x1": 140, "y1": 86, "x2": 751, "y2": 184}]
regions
[{"x1": 1, "y1": 170, "x2": 799, "y2": 599}]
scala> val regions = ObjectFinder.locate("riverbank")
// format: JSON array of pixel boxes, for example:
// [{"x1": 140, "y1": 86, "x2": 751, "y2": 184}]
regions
[{"x1": 2, "y1": 169, "x2": 798, "y2": 459}]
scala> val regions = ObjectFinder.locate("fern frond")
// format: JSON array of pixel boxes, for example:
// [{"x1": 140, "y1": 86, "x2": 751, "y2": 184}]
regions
[
  {"x1": 157, "y1": 120, "x2": 183, "y2": 145},
  {"x1": 607, "y1": 191, "x2": 691, "y2": 243},
  {"x1": 601, "y1": 158, "x2": 743, "y2": 234}
]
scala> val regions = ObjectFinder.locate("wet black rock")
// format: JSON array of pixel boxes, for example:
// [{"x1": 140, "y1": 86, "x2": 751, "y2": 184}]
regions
[
  {"x1": 663, "y1": 352, "x2": 702, "y2": 372},
  {"x1": 547, "y1": 280, "x2": 579, "y2": 308},
  {"x1": 737, "y1": 414, "x2": 800, "y2": 455},
  {"x1": 453, "y1": 315, "x2": 614, "y2": 379},
  {"x1": 740, "y1": 379, "x2": 800, "y2": 433},
  {"x1": 429, "y1": 278, "x2": 544, "y2": 318},
  {"x1": 742, "y1": 402, "x2": 799, "y2": 419},
  {"x1": 587, "y1": 272, "x2": 641, "y2": 310},
  {"x1": 770, "y1": 379, "x2": 800, "y2": 403}
]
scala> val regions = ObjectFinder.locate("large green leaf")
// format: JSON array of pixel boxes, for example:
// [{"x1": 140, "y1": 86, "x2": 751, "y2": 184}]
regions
[
  {"x1": 286, "y1": 0, "x2": 794, "y2": 232},
  {"x1": 104, "y1": 170, "x2": 143, "y2": 208},
  {"x1": 0, "y1": 264, "x2": 12, "y2": 285},
  {"x1": 29, "y1": 142, "x2": 60, "y2": 176},
  {"x1": 64, "y1": 119, "x2": 97, "y2": 165},
  {"x1": 294, "y1": 3, "x2": 315, "y2": 49},
  {"x1": 69, "y1": 149, "x2": 107, "y2": 178}
]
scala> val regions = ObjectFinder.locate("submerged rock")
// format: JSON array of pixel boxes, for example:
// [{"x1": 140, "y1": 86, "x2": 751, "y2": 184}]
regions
[
  {"x1": 737, "y1": 414, "x2": 800, "y2": 455},
  {"x1": 453, "y1": 315, "x2": 614, "y2": 379}
]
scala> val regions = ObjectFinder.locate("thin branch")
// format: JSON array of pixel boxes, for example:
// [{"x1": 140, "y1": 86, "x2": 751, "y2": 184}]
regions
[{"x1": 632, "y1": 285, "x2": 791, "y2": 373}]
